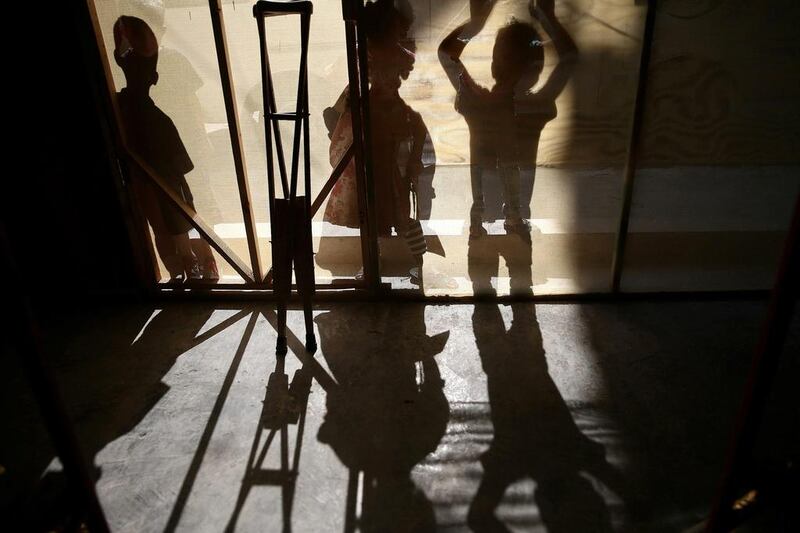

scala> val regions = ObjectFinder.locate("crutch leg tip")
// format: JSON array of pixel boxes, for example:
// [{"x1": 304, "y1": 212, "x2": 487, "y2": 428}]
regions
[
  {"x1": 305, "y1": 333, "x2": 317, "y2": 354},
  {"x1": 276, "y1": 336, "x2": 288, "y2": 356}
]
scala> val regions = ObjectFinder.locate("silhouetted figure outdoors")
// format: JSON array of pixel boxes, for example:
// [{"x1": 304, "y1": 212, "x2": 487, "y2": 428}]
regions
[
  {"x1": 315, "y1": 306, "x2": 449, "y2": 532},
  {"x1": 470, "y1": 303, "x2": 626, "y2": 532},
  {"x1": 113, "y1": 15, "x2": 218, "y2": 282},
  {"x1": 321, "y1": 0, "x2": 440, "y2": 286},
  {"x1": 439, "y1": 0, "x2": 577, "y2": 239}
]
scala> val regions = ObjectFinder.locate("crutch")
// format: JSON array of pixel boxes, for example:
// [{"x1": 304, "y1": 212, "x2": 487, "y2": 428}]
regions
[{"x1": 254, "y1": 0, "x2": 316, "y2": 356}]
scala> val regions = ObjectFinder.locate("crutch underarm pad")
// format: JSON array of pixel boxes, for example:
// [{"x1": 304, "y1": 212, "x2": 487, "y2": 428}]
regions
[{"x1": 253, "y1": 0, "x2": 313, "y2": 17}]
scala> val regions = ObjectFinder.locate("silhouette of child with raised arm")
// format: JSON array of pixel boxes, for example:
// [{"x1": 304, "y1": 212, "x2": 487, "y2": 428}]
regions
[
  {"x1": 113, "y1": 15, "x2": 218, "y2": 282},
  {"x1": 439, "y1": 0, "x2": 577, "y2": 239}
]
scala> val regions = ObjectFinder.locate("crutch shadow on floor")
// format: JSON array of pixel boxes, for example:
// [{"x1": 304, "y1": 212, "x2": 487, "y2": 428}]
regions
[{"x1": 225, "y1": 344, "x2": 313, "y2": 533}]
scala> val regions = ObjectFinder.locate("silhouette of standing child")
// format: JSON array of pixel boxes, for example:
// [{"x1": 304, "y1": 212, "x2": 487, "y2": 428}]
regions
[
  {"x1": 323, "y1": 0, "x2": 430, "y2": 284},
  {"x1": 113, "y1": 15, "x2": 218, "y2": 282},
  {"x1": 439, "y1": 0, "x2": 577, "y2": 239}
]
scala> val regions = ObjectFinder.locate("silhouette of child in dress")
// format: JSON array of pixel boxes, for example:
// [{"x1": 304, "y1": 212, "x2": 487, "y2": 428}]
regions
[{"x1": 322, "y1": 0, "x2": 431, "y2": 284}]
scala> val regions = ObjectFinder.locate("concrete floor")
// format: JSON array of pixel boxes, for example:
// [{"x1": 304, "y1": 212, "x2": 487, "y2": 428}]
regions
[{"x1": 3, "y1": 299, "x2": 798, "y2": 532}]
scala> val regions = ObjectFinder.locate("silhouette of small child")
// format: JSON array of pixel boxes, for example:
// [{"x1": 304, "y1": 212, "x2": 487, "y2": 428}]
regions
[
  {"x1": 440, "y1": 0, "x2": 577, "y2": 239},
  {"x1": 113, "y1": 15, "x2": 218, "y2": 281}
]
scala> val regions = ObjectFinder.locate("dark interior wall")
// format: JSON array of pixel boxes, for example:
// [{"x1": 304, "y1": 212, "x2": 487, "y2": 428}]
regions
[
  {"x1": 0, "y1": 7, "x2": 141, "y2": 524},
  {"x1": 5, "y1": 3, "x2": 139, "y2": 306}
]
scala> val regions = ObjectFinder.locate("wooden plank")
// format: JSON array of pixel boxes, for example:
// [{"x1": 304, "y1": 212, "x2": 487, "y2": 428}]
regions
[
  {"x1": 344, "y1": 13, "x2": 381, "y2": 294},
  {"x1": 311, "y1": 143, "x2": 354, "y2": 217},
  {"x1": 207, "y1": 0, "x2": 264, "y2": 280},
  {"x1": 611, "y1": 0, "x2": 658, "y2": 292}
]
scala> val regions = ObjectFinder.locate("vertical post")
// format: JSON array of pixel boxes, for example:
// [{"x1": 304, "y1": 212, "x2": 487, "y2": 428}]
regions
[
  {"x1": 610, "y1": 0, "x2": 658, "y2": 292},
  {"x1": 343, "y1": 0, "x2": 381, "y2": 294},
  {"x1": 705, "y1": 193, "x2": 800, "y2": 532},
  {"x1": 208, "y1": 0, "x2": 263, "y2": 281}
]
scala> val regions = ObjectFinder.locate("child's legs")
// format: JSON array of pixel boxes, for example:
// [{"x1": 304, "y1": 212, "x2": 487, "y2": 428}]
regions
[
  {"x1": 173, "y1": 232, "x2": 196, "y2": 266},
  {"x1": 191, "y1": 237, "x2": 217, "y2": 266},
  {"x1": 136, "y1": 179, "x2": 183, "y2": 278},
  {"x1": 470, "y1": 163, "x2": 485, "y2": 227},
  {"x1": 153, "y1": 233, "x2": 183, "y2": 279},
  {"x1": 519, "y1": 165, "x2": 536, "y2": 220},
  {"x1": 394, "y1": 217, "x2": 425, "y2": 280},
  {"x1": 500, "y1": 165, "x2": 522, "y2": 220}
]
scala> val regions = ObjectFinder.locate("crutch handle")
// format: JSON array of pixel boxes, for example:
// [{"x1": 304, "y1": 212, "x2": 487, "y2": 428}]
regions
[{"x1": 253, "y1": 0, "x2": 313, "y2": 17}]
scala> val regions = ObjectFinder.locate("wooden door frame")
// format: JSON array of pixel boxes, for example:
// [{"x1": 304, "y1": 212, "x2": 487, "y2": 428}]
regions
[{"x1": 83, "y1": 0, "x2": 659, "y2": 299}]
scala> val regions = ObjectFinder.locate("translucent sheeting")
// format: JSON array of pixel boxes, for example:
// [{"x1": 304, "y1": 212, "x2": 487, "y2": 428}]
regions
[{"x1": 623, "y1": 0, "x2": 800, "y2": 291}]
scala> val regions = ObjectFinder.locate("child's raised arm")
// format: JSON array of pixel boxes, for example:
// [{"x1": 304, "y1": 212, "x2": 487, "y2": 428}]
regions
[
  {"x1": 438, "y1": 0, "x2": 495, "y2": 90},
  {"x1": 528, "y1": 0, "x2": 578, "y2": 103}
]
